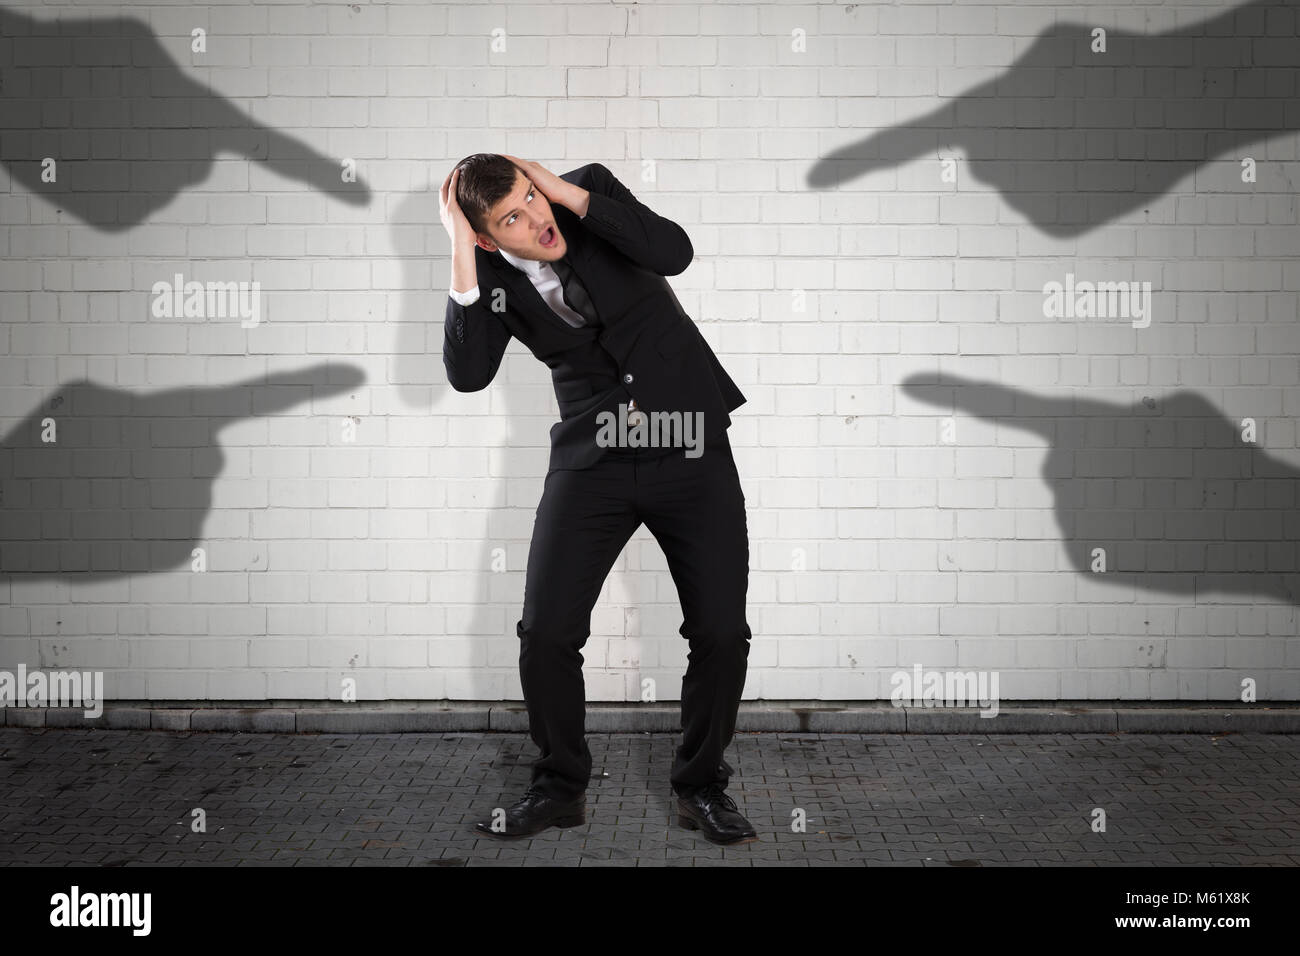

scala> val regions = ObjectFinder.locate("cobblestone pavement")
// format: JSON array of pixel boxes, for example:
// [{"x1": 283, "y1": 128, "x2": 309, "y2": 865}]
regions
[{"x1": 0, "y1": 729, "x2": 1295, "y2": 866}]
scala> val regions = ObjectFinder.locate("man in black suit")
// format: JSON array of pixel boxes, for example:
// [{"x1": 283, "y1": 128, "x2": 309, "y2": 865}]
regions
[{"x1": 439, "y1": 154, "x2": 756, "y2": 845}]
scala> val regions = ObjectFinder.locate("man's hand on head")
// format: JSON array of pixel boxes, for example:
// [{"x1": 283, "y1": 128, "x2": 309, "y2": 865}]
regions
[
  {"x1": 501, "y1": 155, "x2": 591, "y2": 218},
  {"x1": 440, "y1": 166, "x2": 479, "y2": 250}
]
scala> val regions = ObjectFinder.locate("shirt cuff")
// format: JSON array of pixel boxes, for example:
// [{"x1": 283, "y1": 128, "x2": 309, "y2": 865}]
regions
[{"x1": 449, "y1": 285, "x2": 480, "y2": 306}]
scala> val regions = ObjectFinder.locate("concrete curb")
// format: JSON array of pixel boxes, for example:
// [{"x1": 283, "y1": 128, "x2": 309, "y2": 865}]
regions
[{"x1": 3, "y1": 701, "x2": 1299, "y2": 733}]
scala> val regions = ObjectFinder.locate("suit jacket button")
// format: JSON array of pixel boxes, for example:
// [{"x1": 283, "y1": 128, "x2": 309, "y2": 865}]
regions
[{"x1": 623, "y1": 373, "x2": 633, "y2": 383}]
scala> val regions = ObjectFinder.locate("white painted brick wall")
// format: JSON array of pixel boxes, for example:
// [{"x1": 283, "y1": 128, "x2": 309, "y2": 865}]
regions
[{"x1": 1, "y1": 0, "x2": 1298, "y2": 705}]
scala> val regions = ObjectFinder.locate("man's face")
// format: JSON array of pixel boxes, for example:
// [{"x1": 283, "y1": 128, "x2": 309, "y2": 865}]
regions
[{"x1": 476, "y1": 167, "x2": 567, "y2": 261}]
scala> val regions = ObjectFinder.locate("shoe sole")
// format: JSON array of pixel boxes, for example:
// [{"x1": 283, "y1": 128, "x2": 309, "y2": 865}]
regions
[
  {"x1": 472, "y1": 810, "x2": 586, "y2": 839},
  {"x1": 676, "y1": 811, "x2": 759, "y2": 846}
]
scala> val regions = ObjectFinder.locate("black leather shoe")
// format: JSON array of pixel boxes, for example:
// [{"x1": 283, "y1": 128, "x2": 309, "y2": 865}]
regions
[
  {"x1": 676, "y1": 783, "x2": 758, "y2": 845},
  {"x1": 472, "y1": 786, "x2": 586, "y2": 839}
]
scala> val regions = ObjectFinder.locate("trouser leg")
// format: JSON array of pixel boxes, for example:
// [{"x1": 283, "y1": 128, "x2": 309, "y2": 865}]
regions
[
  {"x1": 516, "y1": 460, "x2": 640, "y2": 800},
  {"x1": 637, "y1": 431, "x2": 752, "y2": 795}
]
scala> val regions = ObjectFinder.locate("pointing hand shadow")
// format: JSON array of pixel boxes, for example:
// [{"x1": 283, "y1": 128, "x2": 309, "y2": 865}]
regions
[
  {"x1": 807, "y1": 0, "x2": 1295, "y2": 237},
  {"x1": 0, "y1": 363, "x2": 365, "y2": 578},
  {"x1": 0, "y1": 7, "x2": 371, "y2": 231},
  {"x1": 902, "y1": 371, "x2": 1300, "y2": 606}
]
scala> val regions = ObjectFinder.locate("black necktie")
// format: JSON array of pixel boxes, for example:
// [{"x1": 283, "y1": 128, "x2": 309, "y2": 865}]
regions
[{"x1": 549, "y1": 255, "x2": 599, "y2": 326}]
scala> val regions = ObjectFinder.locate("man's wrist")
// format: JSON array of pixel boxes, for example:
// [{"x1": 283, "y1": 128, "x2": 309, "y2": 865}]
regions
[{"x1": 564, "y1": 186, "x2": 591, "y2": 219}]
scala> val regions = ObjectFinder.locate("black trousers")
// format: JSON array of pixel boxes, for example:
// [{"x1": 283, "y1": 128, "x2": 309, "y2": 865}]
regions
[{"x1": 515, "y1": 427, "x2": 752, "y2": 800}]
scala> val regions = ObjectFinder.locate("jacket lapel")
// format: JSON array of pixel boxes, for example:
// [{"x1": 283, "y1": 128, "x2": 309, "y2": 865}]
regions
[
  {"x1": 491, "y1": 211, "x2": 598, "y2": 334},
  {"x1": 496, "y1": 260, "x2": 582, "y2": 334}
]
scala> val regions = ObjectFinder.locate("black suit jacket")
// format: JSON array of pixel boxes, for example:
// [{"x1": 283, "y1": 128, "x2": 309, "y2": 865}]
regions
[{"x1": 443, "y1": 162, "x2": 746, "y2": 471}]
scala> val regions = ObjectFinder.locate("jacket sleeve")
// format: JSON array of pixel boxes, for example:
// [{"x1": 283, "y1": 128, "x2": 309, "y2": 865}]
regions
[
  {"x1": 576, "y1": 162, "x2": 694, "y2": 277},
  {"x1": 443, "y1": 284, "x2": 513, "y2": 392}
]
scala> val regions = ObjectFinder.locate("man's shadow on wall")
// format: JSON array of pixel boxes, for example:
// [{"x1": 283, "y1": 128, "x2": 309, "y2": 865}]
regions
[
  {"x1": 0, "y1": 7, "x2": 369, "y2": 230},
  {"x1": 392, "y1": 184, "x2": 685, "y2": 812},
  {"x1": 390, "y1": 185, "x2": 534, "y2": 715},
  {"x1": 0, "y1": 363, "x2": 364, "y2": 577},
  {"x1": 807, "y1": 0, "x2": 1296, "y2": 237},
  {"x1": 387, "y1": 191, "x2": 650, "y2": 707},
  {"x1": 903, "y1": 372, "x2": 1300, "y2": 606}
]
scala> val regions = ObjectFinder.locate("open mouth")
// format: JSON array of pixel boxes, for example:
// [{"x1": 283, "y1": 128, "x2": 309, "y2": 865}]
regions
[{"x1": 539, "y1": 225, "x2": 557, "y2": 247}]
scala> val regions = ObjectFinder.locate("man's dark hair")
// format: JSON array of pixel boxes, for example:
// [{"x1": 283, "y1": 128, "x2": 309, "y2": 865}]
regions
[{"x1": 453, "y1": 153, "x2": 523, "y2": 237}]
